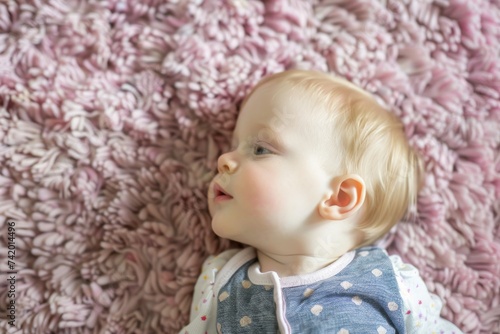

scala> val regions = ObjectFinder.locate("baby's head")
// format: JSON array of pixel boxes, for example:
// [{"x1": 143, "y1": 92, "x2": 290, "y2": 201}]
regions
[{"x1": 209, "y1": 69, "x2": 423, "y2": 254}]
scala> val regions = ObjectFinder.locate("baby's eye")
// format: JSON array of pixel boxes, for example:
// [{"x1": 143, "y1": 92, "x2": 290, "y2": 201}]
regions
[{"x1": 253, "y1": 144, "x2": 273, "y2": 156}]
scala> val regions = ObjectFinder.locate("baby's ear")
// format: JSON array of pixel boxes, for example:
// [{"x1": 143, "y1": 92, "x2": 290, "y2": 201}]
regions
[{"x1": 318, "y1": 174, "x2": 366, "y2": 220}]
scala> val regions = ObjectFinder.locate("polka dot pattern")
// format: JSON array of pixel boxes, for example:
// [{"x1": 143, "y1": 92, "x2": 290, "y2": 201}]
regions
[
  {"x1": 388, "y1": 301, "x2": 399, "y2": 311},
  {"x1": 212, "y1": 247, "x2": 411, "y2": 333},
  {"x1": 311, "y1": 304, "x2": 323, "y2": 316},
  {"x1": 219, "y1": 291, "x2": 229, "y2": 302},
  {"x1": 240, "y1": 316, "x2": 252, "y2": 327},
  {"x1": 241, "y1": 280, "x2": 252, "y2": 289},
  {"x1": 352, "y1": 296, "x2": 363, "y2": 306},
  {"x1": 340, "y1": 281, "x2": 352, "y2": 290},
  {"x1": 184, "y1": 247, "x2": 461, "y2": 334},
  {"x1": 303, "y1": 288, "x2": 314, "y2": 297},
  {"x1": 377, "y1": 326, "x2": 387, "y2": 334}
]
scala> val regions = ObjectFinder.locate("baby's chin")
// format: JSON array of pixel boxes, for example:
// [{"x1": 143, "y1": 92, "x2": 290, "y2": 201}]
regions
[{"x1": 210, "y1": 218, "x2": 226, "y2": 239}]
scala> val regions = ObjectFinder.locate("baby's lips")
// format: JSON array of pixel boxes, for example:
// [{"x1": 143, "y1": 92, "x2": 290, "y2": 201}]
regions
[{"x1": 214, "y1": 182, "x2": 232, "y2": 198}]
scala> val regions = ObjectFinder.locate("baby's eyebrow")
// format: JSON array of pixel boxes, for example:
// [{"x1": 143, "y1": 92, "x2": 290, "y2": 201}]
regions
[
  {"x1": 254, "y1": 125, "x2": 285, "y2": 149},
  {"x1": 231, "y1": 124, "x2": 285, "y2": 150},
  {"x1": 258, "y1": 124, "x2": 280, "y2": 136}
]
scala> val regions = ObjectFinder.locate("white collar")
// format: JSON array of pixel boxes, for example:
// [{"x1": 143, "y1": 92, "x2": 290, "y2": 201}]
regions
[{"x1": 247, "y1": 250, "x2": 355, "y2": 288}]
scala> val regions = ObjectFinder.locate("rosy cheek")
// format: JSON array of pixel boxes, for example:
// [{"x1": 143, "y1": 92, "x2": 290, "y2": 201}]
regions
[{"x1": 240, "y1": 168, "x2": 281, "y2": 214}]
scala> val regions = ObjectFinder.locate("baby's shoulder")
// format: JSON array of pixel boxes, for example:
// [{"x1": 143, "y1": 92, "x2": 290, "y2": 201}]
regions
[
  {"x1": 351, "y1": 246, "x2": 420, "y2": 278},
  {"x1": 350, "y1": 246, "x2": 394, "y2": 268}
]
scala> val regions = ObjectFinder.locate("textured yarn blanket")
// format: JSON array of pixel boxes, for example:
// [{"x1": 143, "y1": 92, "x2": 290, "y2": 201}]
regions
[{"x1": 0, "y1": 0, "x2": 499, "y2": 333}]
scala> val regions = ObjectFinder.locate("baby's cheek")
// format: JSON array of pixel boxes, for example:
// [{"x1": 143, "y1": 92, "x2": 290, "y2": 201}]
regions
[{"x1": 241, "y1": 171, "x2": 282, "y2": 214}]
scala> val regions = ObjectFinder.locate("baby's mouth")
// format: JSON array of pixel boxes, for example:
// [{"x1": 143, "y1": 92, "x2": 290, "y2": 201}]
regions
[{"x1": 214, "y1": 183, "x2": 233, "y2": 201}]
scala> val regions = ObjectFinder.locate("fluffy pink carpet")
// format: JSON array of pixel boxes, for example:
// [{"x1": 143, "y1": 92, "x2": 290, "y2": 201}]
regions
[{"x1": 0, "y1": 0, "x2": 499, "y2": 333}]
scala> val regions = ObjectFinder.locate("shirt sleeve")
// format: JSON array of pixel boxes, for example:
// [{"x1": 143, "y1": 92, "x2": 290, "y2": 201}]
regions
[
  {"x1": 390, "y1": 255, "x2": 463, "y2": 334},
  {"x1": 180, "y1": 249, "x2": 240, "y2": 334}
]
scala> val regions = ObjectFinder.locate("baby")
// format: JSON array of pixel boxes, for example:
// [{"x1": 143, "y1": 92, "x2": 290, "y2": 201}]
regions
[{"x1": 181, "y1": 70, "x2": 463, "y2": 333}]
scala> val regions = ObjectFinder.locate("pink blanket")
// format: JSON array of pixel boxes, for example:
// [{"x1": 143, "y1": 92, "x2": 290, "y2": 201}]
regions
[{"x1": 0, "y1": 0, "x2": 499, "y2": 333}]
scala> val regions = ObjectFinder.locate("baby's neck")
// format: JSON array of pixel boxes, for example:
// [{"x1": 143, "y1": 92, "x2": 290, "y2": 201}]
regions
[{"x1": 256, "y1": 250, "x2": 344, "y2": 277}]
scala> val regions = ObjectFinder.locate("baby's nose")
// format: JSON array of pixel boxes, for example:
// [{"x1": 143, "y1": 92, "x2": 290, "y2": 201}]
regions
[{"x1": 217, "y1": 152, "x2": 237, "y2": 174}]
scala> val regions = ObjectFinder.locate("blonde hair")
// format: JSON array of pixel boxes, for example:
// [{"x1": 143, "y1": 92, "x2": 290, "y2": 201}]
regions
[{"x1": 241, "y1": 69, "x2": 424, "y2": 246}]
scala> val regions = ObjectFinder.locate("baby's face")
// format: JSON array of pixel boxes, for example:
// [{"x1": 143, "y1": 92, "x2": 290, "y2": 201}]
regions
[{"x1": 208, "y1": 82, "x2": 334, "y2": 253}]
